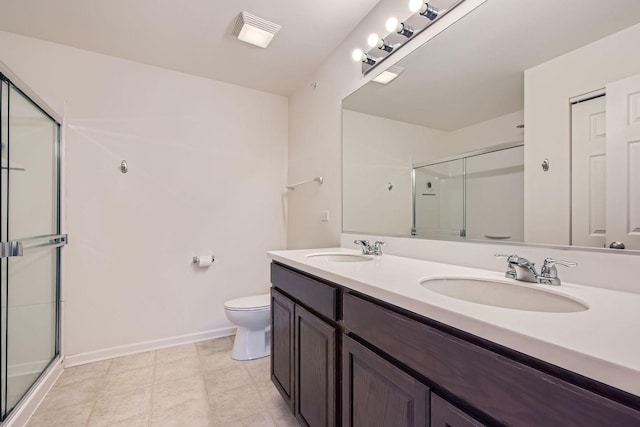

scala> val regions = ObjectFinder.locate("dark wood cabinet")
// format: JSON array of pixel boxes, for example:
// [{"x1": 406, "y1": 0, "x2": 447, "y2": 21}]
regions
[
  {"x1": 295, "y1": 305, "x2": 336, "y2": 427},
  {"x1": 271, "y1": 263, "x2": 339, "y2": 427},
  {"x1": 270, "y1": 261, "x2": 640, "y2": 427},
  {"x1": 431, "y1": 395, "x2": 485, "y2": 427},
  {"x1": 271, "y1": 288, "x2": 294, "y2": 410},
  {"x1": 343, "y1": 336, "x2": 428, "y2": 427}
]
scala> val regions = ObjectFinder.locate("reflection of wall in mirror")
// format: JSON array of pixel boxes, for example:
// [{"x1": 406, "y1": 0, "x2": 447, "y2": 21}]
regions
[
  {"x1": 525, "y1": 22, "x2": 640, "y2": 245},
  {"x1": 414, "y1": 161, "x2": 465, "y2": 238},
  {"x1": 465, "y1": 146, "x2": 524, "y2": 242},
  {"x1": 343, "y1": 108, "x2": 524, "y2": 236},
  {"x1": 342, "y1": 109, "x2": 447, "y2": 235}
]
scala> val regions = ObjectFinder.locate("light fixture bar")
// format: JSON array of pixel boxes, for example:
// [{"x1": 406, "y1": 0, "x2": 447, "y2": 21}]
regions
[{"x1": 359, "y1": 0, "x2": 467, "y2": 75}]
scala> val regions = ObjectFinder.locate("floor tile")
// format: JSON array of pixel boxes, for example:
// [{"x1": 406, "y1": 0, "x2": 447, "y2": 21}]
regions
[
  {"x1": 88, "y1": 386, "x2": 151, "y2": 427},
  {"x1": 197, "y1": 336, "x2": 233, "y2": 357},
  {"x1": 27, "y1": 401, "x2": 94, "y2": 427},
  {"x1": 200, "y1": 349, "x2": 243, "y2": 374},
  {"x1": 154, "y1": 355, "x2": 201, "y2": 384},
  {"x1": 152, "y1": 375, "x2": 208, "y2": 412},
  {"x1": 209, "y1": 384, "x2": 266, "y2": 423},
  {"x1": 37, "y1": 377, "x2": 104, "y2": 413},
  {"x1": 55, "y1": 360, "x2": 110, "y2": 388},
  {"x1": 256, "y1": 379, "x2": 285, "y2": 410},
  {"x1": 203, "y1": 365, "x2": 252, "y2": 395},
  {"x1": 151, "y1": 396, "x2": 212, "y2": 427},
  {"x1": 27, "y1": 338, "x2": 292, "y2": 427},
  {"x1": 109, "y1": 351, "x2": 155, "y2": 374},
  {"x1": 244, "y1": 356, "x2": 271, "y2": 382},
  {"x1": 101, "y1": 366, "x2": 154, "y2": 397},
  {"x1": 268, "y1": 401, "x2": 299, "y2": 427},
  {"x1": 103, "y1": 413, "x2": 150, "y2": 427},
  {"x1": 156, "y1": 343, "x2": 198, "y2": 364},
  {"x1": 231, "y1": 411, "x2": 277, "y2": 427}
]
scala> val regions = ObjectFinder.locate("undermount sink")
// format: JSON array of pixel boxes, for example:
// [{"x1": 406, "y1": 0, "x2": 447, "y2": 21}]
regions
[
  {"x1": 420, "y1": 277, "x2": 588, "y2": 313},
  {"x1": 306, "y1": 252, "x2": 374, "y2": 263}
]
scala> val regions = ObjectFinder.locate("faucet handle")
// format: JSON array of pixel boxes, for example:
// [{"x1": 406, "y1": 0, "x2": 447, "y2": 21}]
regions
[
  {"x1": 354, "y1": 240, "x2": 371, "y2": 254},
  {"x1": 539, "y1": 258, "x2": 577, "y2": 286},
  {"x1": 373, "y1": 241, "x2": 385, "y2": 256},
  {"x1": 494, "y1": 254, "x2": 518, "y2": 279},
  {"x1": 543, "y1": 258, "x2": 577, "y2": 268}
]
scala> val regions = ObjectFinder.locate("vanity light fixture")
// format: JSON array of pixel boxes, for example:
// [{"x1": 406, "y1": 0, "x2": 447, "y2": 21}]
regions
[
  {"x1": 409, "y1": 1, "x2": 440, "y2": 20},
  {"x1": 352, "y1": 0, "x2": 466, "y2": 74},
  {"x1": 372, "y1": 65, "x2": 405, "y2": 84},
  {"x1": 232, "y1": 12, "x2": 281, "y2": 48},
  {"x1": 386, "y1": 17, "x2": 415, "y2": 38},
  {"x1": 352, "y1": 49, "x2": 377, "y2": 66},
  {"x1": 367, "y1": 33, "x2": 395, "y2": 52}
]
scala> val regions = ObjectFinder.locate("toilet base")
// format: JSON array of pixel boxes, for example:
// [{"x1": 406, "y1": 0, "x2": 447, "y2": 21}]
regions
[{"x1": 231, "y1": 326, "x2": 270, "y2": 360}]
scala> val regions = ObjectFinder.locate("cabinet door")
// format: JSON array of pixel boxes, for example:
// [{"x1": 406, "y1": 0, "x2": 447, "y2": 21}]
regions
[
  {"x1": 294, "y1": 305, "x2": 336, "y2": 427},
  {"x1": 431, "y1": 394, "x2": 485, "y2": 427},
  {"x1": 271, "y1": 288, "x2": 295, "y2": 409},
  {"x1": 343, "y1": 335, "x2": 429, "y2": 427}
]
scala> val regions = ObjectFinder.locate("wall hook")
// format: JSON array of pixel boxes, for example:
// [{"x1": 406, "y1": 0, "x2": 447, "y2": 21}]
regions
[
  {"x1": 120, "y1": 160, "x2": 128, "y2": 174},
  {"x1": 541, "y1": 158, "x2": 549, "y2": 172}
]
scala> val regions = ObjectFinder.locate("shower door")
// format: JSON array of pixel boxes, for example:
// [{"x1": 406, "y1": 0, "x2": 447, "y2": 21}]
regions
[{"x1": 0, "y1": 72, "x2": 64, "y2": 419}]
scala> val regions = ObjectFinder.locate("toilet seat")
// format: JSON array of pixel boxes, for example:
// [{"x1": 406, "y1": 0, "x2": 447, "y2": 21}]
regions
[{"x1": 224, "y1": 293, "x2": 270, "y2": 311}]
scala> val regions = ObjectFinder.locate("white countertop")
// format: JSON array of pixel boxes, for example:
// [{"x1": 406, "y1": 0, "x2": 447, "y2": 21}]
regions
[{"x1": 268, "y1": 248, "x2": 640, "y2": 397}]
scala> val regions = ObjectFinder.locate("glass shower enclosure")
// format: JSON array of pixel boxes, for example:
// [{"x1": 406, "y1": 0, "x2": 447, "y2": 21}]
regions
[{"x1": 0, "y1": 63, "x2": 65, "y2": 420}]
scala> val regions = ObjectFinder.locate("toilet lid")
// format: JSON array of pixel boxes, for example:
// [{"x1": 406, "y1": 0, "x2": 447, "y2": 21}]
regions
[{"x1": 224, "y1": 293, "x2": 270, "y2": 311}]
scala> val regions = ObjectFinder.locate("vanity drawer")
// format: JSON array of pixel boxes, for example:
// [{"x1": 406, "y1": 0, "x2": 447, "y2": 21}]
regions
[
  {"x1": 343, "y1": 292, "x2": 640, "y2": 426},
  {"x1": 271, "y1": 262, "x2": 339, "y2": 321}
]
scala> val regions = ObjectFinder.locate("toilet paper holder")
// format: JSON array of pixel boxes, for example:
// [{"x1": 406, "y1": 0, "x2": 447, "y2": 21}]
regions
[{"x1": 192, "y1": 255, "x2": 215, "y2": 264}]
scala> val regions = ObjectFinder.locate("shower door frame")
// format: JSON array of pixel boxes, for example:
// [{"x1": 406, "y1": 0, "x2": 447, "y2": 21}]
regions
[{"x1": 0, "y1": 60, "x2": 64, "y2": 423}]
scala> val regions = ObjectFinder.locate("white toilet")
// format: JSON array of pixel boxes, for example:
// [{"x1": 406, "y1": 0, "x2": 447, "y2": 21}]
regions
[{"x1": 224, "y1": 293, "x2": 271, "y2": 360}]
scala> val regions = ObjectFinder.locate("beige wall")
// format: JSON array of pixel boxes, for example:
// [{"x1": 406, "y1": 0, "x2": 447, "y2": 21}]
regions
[
  {"x1": 0, "y1": 31, "x2": 288, "y2": 361},
  {"x1": 524, "y1": 23, "x2": 640, "y2": 244}
]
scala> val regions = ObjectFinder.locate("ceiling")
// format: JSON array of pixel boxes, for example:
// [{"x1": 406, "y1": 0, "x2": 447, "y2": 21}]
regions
[
  {"x1": 0, "y1": 0, "x2": 381, "y2": 96},
  {"x1": 343, "y1": 0, "x2": 640, "y2": 131}
]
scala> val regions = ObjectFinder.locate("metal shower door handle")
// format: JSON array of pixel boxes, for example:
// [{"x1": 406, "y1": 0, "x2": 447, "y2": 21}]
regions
[{"x1": 0, "y1": 234, "x2": 68, "y2": 258}]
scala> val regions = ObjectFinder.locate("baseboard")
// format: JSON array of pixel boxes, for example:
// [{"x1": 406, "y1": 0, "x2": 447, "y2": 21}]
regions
[
  {"x1": 64, "y1": 326, "x2": 236, "y2": 368},
  {"x1": 2, "y1": 357, "x2": 63, "y2": 427}
]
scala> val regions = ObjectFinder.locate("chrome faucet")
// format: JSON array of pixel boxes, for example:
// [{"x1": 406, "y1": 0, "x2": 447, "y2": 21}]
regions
[
  {"x1": 494, "y1": 254, "x2": 577, "y2": 286},
  {"x1": 354, "y1": 240, "x2": 385, "y2": 256}
]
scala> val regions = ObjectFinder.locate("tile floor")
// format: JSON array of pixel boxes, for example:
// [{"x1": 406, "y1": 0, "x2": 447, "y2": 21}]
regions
[{"x1": 26, "y1": 337, "x2": 299, "y2": 427}]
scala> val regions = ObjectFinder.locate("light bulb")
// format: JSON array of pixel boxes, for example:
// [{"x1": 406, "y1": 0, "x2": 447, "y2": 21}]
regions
[
  {"x1": 367, "y1": 33, "x2": 380, "y2": 48},
  {"x1": 385, "y1": 17, "x2": 399, "y2": 32},
  {"x1": 409, "y1": 0, "x2": 423, "y2": 13},
  {"x1": 351, "y1": 48, "x2": 364, "y2": 62}
]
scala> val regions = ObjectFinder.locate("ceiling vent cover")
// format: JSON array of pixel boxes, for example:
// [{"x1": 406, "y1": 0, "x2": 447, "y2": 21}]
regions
[{"x1": 232, "y1": 12, "x2": 281, "y2": 48}]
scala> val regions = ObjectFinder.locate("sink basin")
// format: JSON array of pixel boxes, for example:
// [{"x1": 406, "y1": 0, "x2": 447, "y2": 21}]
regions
[
  {"x1": 420, "y1": 277, "x2": 588, "y2": 313},
  {"x1": 306, "y1": 252, "x2": 374, "y2": 263}
]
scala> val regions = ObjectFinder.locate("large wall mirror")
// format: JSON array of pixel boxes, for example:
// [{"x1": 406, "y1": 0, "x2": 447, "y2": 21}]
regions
[{"x1": 342, "y1": 0, "x2": 640, "y2": 252}]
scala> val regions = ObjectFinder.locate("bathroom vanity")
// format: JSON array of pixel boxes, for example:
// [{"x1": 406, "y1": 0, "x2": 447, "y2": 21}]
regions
[{"x1": 268, "y1": 249, "x2": 640, "y2": 426}]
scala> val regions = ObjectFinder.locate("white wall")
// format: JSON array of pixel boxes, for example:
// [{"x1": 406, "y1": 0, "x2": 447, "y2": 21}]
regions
[
  {"x1": 286, "y1": 0, "x2": 487, "y2": 249},
  {"x1": 465, "y1": 146, "x2": 524, "y2": 242},
  {"x1": 342, "y1": 110, "x2": 446, "y2": 235},
  {"x1": 0, "y1": 31, "x2": 288, "y2": 361},
  {"x1": 524, "y1": 23, "x2": 640, "y2": 244},
  {"x1": 446, "y1": 110, "x2": 524, "y2": 156},
  {"x1": 343, "y1": 108, "x2": 523, "y2": 239}
]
